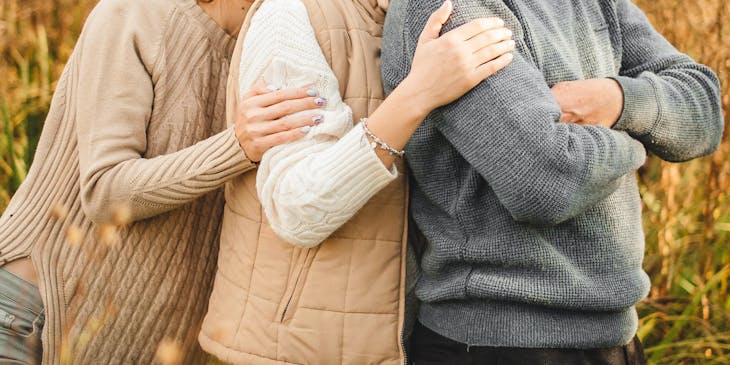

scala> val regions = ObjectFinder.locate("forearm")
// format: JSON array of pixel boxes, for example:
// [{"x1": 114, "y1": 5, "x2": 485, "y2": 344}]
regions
[
  {"x1": 75, "y1": 2, "x2": 253, "y2": 223},
  {"x1": 613, "y1": 0, "x2": 724, "y2": 162},
  {"x1": 398, "y1": 0, "x2": 646, "y2": 224},
  {"x1": 249, "y1": 0, "x2": 398, "y2": 247},
  {"x1": 81, "y1": 128, "x2": 253, "y2": 223},
  {"x1": 262, "y1": 86, "x2": 425, "y2": 245},
  {"x1": 437, "y1": 79, "x2": 646, "y2": 224},
  {"x1": 365, "y1": 76, "x2": 431, "y2": 169},
  {"x1": 258, "y1": 126, "x2": 396, "y2": 247}
]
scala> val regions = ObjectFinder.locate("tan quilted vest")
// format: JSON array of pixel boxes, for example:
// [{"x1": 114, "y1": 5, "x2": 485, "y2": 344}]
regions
[{"x1": 199, "y1": 0, "x2": 409, "y2": 364}]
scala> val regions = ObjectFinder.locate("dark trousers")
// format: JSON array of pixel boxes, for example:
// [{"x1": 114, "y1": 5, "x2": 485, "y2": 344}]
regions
[{"x1": 410, "y1": 321, "x2": 646, "y2": 365}]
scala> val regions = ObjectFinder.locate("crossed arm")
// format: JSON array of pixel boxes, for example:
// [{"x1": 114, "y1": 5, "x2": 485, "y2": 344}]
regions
[
  {"x1": 553, "y1": 0, "x2": 723, "y2": 162},
  {"x1": 401, "y1": 0, "x2": 646, "y2": 225},
  {"x1": 609, "y1": 0, "x2": 723, "y2": 162},
  {"x1": 401, "y1": 0, "x2": 722, "y2": 225}
]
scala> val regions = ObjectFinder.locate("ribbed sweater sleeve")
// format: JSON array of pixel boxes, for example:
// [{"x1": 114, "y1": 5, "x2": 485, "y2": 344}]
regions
[
  {"x1": 402, "y1": 0, "x2": 647, "y2": 226},
  {"x1": 74, "y1": 0, "x2": 254, "y2": 223},
  {"x1": 241, "y1": 0, "x2": 397, "y2": 247},
  {"x1": 610, "y1": 0, "x2": 724, "y2": 162}
]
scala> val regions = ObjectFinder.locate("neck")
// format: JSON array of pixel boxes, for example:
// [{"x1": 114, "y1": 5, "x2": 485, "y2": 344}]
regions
[{"x1": 197, "y1": 0, "x2": 254, "y2": 37}]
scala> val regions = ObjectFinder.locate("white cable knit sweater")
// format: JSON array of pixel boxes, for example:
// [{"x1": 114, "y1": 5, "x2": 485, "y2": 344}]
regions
[{"x1": 240, "y1": 0, "x2": 398, "y2": 247}]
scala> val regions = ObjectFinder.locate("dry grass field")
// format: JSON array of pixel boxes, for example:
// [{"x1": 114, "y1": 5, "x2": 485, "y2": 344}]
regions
[{"x1": 0, "y1": 1, "x2": 728, "y2": 364}]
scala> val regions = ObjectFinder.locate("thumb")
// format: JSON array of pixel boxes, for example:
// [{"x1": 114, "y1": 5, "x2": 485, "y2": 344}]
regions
[{"x1": 419, "y1": 0, "x2": 453, "y2": 42}]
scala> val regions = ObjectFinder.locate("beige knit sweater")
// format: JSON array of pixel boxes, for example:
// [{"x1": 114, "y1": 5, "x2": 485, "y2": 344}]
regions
[{"x1": 0, "y1": 0, "x2": 254, "y2": 363}]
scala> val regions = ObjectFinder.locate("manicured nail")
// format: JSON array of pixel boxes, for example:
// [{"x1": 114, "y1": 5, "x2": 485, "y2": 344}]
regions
[
  {"x1": 312, "y1": 115, "x2": 324, "y2": 124},
  {"x1": 307, "y1": 89, "x2": 319, "y2": 97},
  {"x1": 315, "y1": 97, "x2": 327, "y2": 106},
  {"x1": 301, "y1": 126, "x2": 312, "y2": 133},
  {"x1": 267, "y1": 84, "x2": 279, "y2": 92}
]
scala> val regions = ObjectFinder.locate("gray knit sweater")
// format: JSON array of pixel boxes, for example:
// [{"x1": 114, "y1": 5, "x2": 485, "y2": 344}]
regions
[{"x1": 382, "y1": 0, "x2": 723, "y2": 349}]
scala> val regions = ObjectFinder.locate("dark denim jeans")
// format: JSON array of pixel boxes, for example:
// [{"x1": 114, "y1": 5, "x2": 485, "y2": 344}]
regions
[
  {"x1": 410, "y1": 321, "x2": 646, "y2": 365},
  {"x1": 0, "y1": 268, "x2": 44, "y2": 365}
]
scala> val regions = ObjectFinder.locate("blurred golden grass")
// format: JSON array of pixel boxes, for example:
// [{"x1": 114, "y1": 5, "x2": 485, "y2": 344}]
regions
[
  {"x1": 632, "y1": 1, "x2": 730, "y2": 364},
  {"x1": 1, "y1": 0, "x2": 728, "y2": 364}
]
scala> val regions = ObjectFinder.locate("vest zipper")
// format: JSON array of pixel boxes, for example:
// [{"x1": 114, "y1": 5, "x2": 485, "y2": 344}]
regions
[
  {"x1": 401, "y1": 328, "x2": 409, "y2": 365},
  {"x1": 280, "y1": 248, "x2": 311, "y2": 323}
]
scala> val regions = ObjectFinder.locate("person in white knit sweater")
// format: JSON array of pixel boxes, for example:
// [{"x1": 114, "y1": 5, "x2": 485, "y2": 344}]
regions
[
  {"x1": 237, "y1": 0, "x2": 515, "y2": 247},
  {"x1": 199, "y1": 0, "x2": 515, "y2": 362}
]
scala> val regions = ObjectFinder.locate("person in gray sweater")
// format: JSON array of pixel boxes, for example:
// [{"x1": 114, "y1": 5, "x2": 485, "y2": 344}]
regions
[{"x1": 382, "y1": 0, "x2": 724, "y2": 363}]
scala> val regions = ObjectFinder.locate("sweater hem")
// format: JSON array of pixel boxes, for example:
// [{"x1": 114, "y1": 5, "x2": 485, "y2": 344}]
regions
[{"x1": 418, "y1": 299, "x2": 638, "y2": 349}]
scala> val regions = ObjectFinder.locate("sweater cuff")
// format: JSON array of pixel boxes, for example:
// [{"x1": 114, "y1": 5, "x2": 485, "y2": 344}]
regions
[
  {"x1": 212, "y1": 127, "x2": 256, "y2": 176},
  {"x1": 317, "y1": 123, "x2": 398, "y2": 187},
  {"x1": 610, "y1": 75, "x2": 660, "y2": 137},
  {"x1": 269, "y1": 124, "x2": 399, "y2": 248}
]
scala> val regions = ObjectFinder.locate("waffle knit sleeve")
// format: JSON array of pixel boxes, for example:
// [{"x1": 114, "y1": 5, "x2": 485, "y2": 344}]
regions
[
  {"x1": 611, "y1": 0, "x2": 723, "y2": 162},
  {"x1": 399, "y1": 0, "x2": 648, "y2": 226}
]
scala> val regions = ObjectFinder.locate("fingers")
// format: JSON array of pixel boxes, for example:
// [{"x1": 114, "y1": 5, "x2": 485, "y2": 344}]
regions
[
  {"x1": 560, "y1": 113, "x2": 575, "y2": 123},
  {"x1": 419, "y1": 0, "x2": 453, "y2": 42},
  {"x1": 257, "y1": 128, "x2": 310, "y2": 152},
  {"x1": 447, "y1": 17, "x2": 505, "y2": 41},
  {"x1": 473, "y1": 39, "x2": 515, "y2": 66},
  {"x1": 258, "y1": 97, "x2": 326, "y2": 122},
  {"x1": 251, "y1": 112, "x2": 324, "y2": 136},
  {"x1": 475, "y1": 52, "x2": 513, "y2": 80},
  {"x1": 468, "y1": 28, "x2": 514, "y2": 53},
  {"x1": 240, "y1": 93, "x2": 325, "y2": 124},
  {"x1": 236, "y1": 113, "x2": 316, "y2": 162},
  {"x1": 246, "y1": 87, "x2": 319, "y2": 108}
]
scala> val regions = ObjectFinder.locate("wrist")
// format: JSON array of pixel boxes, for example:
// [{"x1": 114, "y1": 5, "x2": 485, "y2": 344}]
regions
[
  {"x1": 390, "y1": 76, "x2": 436, "y2": 121},
  {"x1": 605, "y1": 78, "x2": 624, "y2": 128}
]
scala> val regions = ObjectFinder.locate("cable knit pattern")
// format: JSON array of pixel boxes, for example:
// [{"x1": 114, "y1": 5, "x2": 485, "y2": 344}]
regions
[
  {"x1": 382, "y1": 0, "x2": 723, "y2": 350},
  {"x1": 240, "y1": 0, "x2": 397, "y2": 248},
  {"x1": 0, "y1": 0, "x2": 253, "y2": 363}
]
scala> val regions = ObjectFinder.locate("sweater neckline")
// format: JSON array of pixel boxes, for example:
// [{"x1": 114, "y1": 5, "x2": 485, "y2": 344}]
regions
[{"x1": 177, "y1": 0, "x2": 238, "y2": 57}]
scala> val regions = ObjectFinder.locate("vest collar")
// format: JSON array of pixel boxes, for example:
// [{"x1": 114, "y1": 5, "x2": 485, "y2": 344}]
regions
[{"x1": 353, "y1": 0, "x2": 389, "y2": 24}]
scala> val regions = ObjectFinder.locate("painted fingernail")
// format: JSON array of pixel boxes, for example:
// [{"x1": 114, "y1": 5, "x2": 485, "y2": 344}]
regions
[
  {"x1": 312, "y1": 115, "x2": 325, "y2": 124},
  {"x1": 301, "y1": 126, "x2": 312, "y2": 133},
  {"x1": 315, "y1": 97, "x2": 327, "y2": 106},
  {"x1": 307, "y1": 89, "x2": 319, "y2": 97}
]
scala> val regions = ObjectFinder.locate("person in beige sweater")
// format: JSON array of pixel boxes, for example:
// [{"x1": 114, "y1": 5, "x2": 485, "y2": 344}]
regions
[{"x1": 0, "y1": 0, "x2": 328, "y2": 363}]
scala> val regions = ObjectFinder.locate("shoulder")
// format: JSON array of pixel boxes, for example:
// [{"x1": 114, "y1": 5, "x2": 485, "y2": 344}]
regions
[
  {"x1": 79, "y1": 0, "x2": 174, "y2": 65},
  {"x1": 82, "y1": 0, "x2": 174, "y2": 45},
  {"x1": 88, "y1": 0, "x2": 174, "y2": 24}
]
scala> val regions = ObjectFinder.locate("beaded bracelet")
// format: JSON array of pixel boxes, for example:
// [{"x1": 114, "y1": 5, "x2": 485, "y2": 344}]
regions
[{"x1": 360, "y1": 118, "x2": 405, "y2": 158}]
